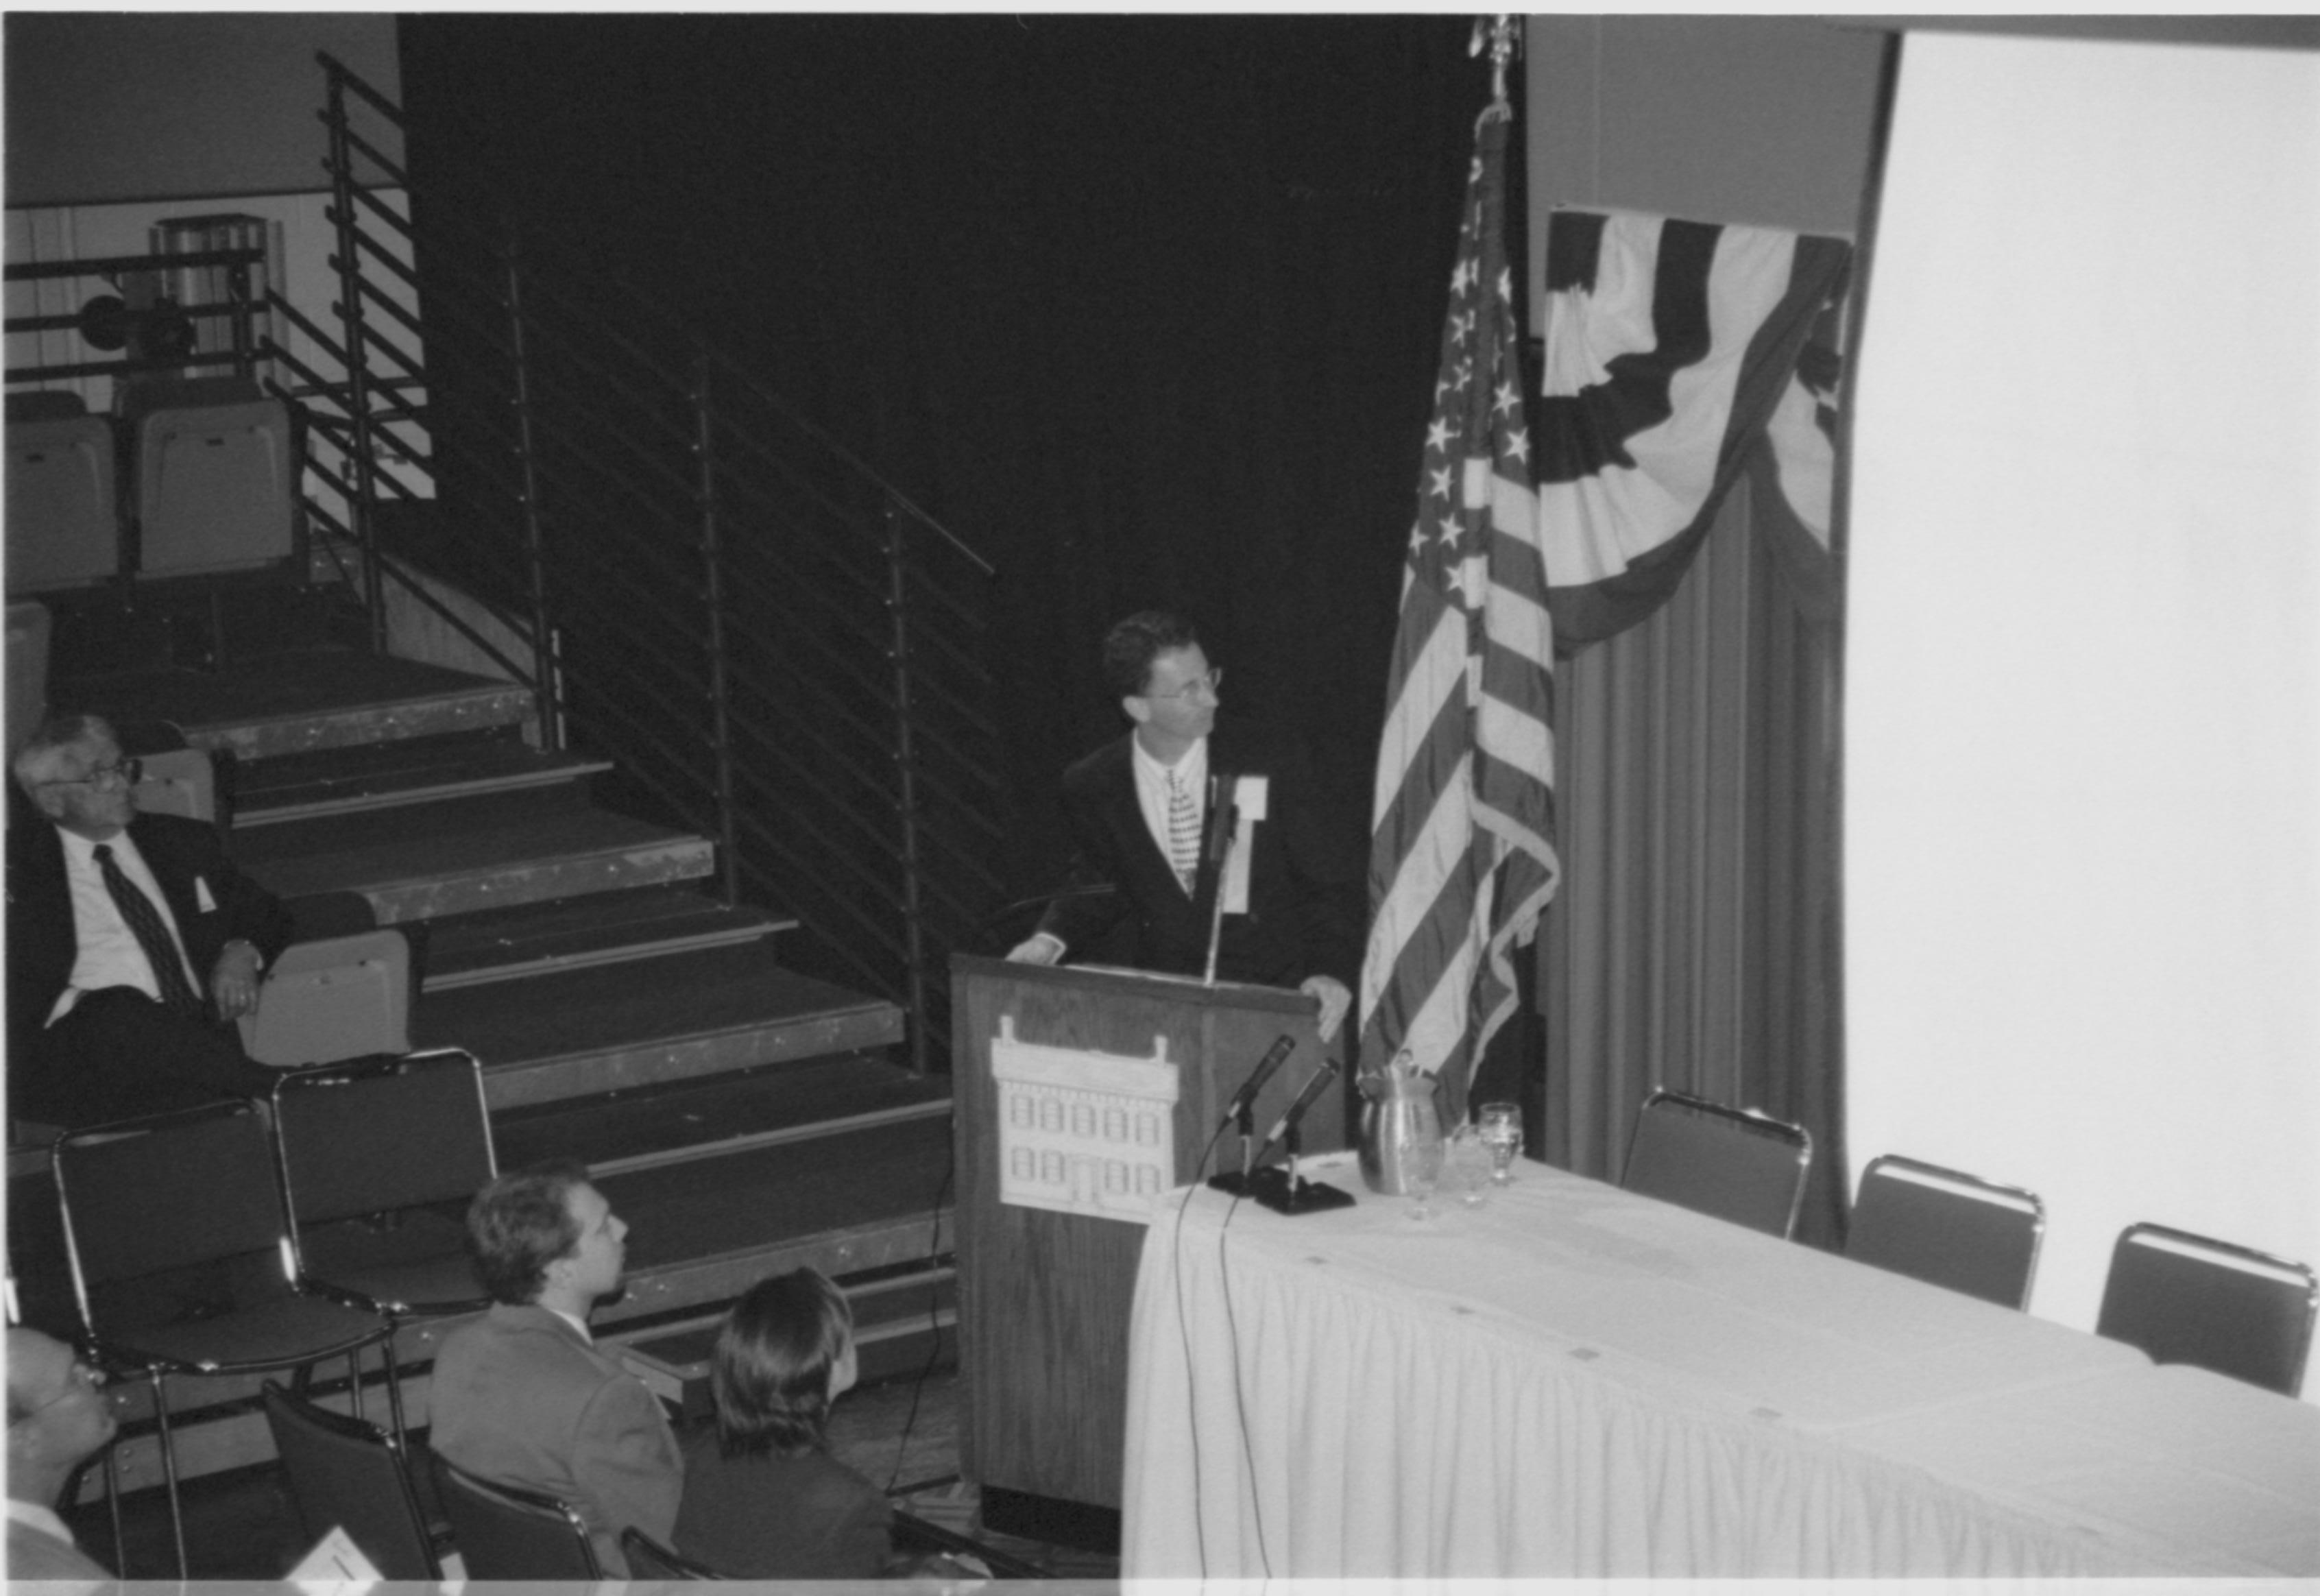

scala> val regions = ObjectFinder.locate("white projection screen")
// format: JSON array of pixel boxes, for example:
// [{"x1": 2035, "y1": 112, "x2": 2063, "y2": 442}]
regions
[{"x1": 1846, "y1": 28, "x2": 2320, "y2": 1382}]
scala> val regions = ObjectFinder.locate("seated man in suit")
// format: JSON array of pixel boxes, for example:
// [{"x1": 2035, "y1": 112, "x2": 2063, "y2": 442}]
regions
[
  {"x1": 7, "y1": 712, "x2": 293, "y2": 1128},
  {"x1": 1008, "y1": 609, "x2": 1362, "y2": 1041},
  {"x1": 430, "y1": 1161, "x2": 683, "y2": 1577},
  {"x1": 6, "y1": 1327, "x2": 120, "y2": 1582}
]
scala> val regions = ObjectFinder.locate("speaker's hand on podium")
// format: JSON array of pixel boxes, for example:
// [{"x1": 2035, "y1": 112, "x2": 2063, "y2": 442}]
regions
[
  {"x1": 1301, "y1": 975, "x2": 1351, "y2": 1043},
  {"x1": 1006, "y1": 932, "x2": 1065, "y2": 965}
]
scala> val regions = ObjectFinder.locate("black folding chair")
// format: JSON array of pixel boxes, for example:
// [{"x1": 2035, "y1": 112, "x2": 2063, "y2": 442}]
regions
[
  {"x1": 435, "y1": 1455, "x2": 605, "y2": 1580},
  {"x1": 2096, "y1": 1222, "x2": 2317, "y2": 1396},
  {"x1": 1619, "y1": 1088, "x2": 1812, "y2": 1239},
  {"x1": 260, "y1": 1380, "x2": 444, "y2": 1580},
  {"x1": 51, "y1": 1100, "x2": 394, "y2": 1578},
  {"x1": 271, "y1": 1048, "x2": 495, "y2": 1440},
  {"x1": 1846, "y1": 1153, "x2": 2045, "y2": 1309},
  {"x1": 622, "y1": 1525, "x2": 729, "y2": 1580}
]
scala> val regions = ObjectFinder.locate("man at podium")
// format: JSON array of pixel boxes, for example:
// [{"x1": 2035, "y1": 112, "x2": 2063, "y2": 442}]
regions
[{"x1": 1006, "y1": 609, "x2": 1361, "y2": 1041}]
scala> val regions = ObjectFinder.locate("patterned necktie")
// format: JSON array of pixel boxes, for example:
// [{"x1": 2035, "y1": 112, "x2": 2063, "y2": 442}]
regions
[
  {"x1": 1166, "y1": 769, "x2": 1201, "y2": 897},
  {"x1": 94, "y1": 843, "x2": 203, "y2": 1017}
]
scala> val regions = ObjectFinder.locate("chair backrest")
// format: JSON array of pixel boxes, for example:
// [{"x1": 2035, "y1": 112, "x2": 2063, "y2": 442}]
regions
[
  {"x1": 2096, "y1": 1222, "x2": 2317, "y2": 1396},
  {"x1": 1620, "y1": 1088, "x2": 1811, "y2": 1239},
  {"x1": 132, "y1": 746, "x2": 217, "y2": 826},
  {"x1": 6, "y1": 601, "x2": 52, "y2": 769},
  {"x1": 272, "y1": 1049, "x2": 494, "y2": 1230},
  {"x1": 52, "y1": 1101, "x2": 289, "y2": 1316},
  {"x1": 1846, "y1": 1153, "x2": 2044, "y2": 1309},
  {"x1": 621, "y1": 1525, "x2": 726, "y2": 1580},
  {"x1": 435, "y1": 1455, "x2": 603, "y2": 1580},
  {"x1": 5, "y1": 409, "x2": 119, "y2": 592},
  {"x1": 132, "y1": 386, "x2": 294, "y2": 578},
  {"x1": 259, "y1": 1380, "x2": 442, "y2": 1580},
  {"x1": 239, "y1": 930, "x2": 414, "y2": 1066}
]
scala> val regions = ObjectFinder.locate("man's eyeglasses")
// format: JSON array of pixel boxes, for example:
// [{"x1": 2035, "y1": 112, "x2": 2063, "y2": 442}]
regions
[
  {"x1": 1145, "y1": 668, "x2": 1222, "y2": 702},
  {"x1": 32, "y1": 758, "x2": 142, "y2": 790}
]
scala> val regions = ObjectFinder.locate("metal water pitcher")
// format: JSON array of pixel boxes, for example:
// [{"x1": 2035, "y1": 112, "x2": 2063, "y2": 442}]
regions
[{"x1": 1358, "y1": 1051, "x2": 1443, "y2": 1196}]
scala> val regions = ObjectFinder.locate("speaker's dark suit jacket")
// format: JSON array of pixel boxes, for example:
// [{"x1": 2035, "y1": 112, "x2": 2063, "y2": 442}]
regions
[
  {"x1": 1035, "y1": 727, "x2": 1362, "y2": 992},
  {"x1": 6, "y1": 811, "x2": 294, "y2": 1120}
]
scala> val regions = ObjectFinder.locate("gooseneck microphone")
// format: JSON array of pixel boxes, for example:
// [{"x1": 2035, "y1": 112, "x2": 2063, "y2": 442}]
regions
[
  {"x1": 1255, "y1": 1056, "x2": 1341, "y2": 1162},
  {"x1": 1217, "y1": 1034, "x2": 1298, "y2": 1136}
]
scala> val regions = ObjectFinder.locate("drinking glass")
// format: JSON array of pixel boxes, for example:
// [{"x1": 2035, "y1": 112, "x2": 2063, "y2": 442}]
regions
[
  {"x1": 1477, "y1": 1101, "x2": 1523, "y2": 1185},
  {"x1": 1446, "y1": 1122, "x2": 1492, "y2": 1208},
  {"x1": 1405, "y1": 1133, "x2": 1445, "y2": 1221}
]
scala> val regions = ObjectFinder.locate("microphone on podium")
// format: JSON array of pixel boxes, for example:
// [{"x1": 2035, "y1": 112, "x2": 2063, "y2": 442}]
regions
[{"x1": 1255, "y1": 1055, "x2": 1342, "y2": 1163}]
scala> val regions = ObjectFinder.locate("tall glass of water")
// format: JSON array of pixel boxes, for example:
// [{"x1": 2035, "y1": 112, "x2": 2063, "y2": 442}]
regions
[{"x1": 1477, "y1": 1101, "x2": 1523, "y2": 1185}]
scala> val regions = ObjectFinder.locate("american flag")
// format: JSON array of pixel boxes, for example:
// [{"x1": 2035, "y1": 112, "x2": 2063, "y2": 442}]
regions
[{"x1": 1357, "y1": 105, "x2": 1559, "y2": 1121}]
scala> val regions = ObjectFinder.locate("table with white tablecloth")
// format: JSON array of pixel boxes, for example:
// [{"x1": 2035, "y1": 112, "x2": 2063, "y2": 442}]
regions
[{"x1": 1119, "y1": 1151, "x2": 2320, "y2": 1578}]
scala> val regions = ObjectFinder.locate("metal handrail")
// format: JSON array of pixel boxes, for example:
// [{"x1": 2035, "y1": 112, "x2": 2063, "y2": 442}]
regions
[{"x1": 299, "y1": 48, "x2": 1004, "y2": 1072}]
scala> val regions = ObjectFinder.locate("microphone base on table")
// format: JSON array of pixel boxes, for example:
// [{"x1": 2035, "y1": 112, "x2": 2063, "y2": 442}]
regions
[{"x1": 1208, "y1": 1165, "x2": 1356, "y2": 1214}]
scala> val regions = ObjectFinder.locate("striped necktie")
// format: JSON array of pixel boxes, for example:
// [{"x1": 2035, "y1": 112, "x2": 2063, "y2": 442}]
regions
[
  {"x1": 1166, "y1": 769, "x2": 1200, "y2": 897},
  {"x1": 94, "y1": 843, "x2": 204, "y2": 1017}
]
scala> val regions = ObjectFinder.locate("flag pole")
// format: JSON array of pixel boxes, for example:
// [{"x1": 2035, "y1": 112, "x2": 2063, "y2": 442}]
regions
[{"x1": 1470, "y1": 14, "x2": 1520, "y2": 118}]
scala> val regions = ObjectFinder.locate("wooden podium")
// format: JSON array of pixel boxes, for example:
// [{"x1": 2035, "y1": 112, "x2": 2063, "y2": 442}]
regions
[{"x1": 950, "y1": 953, "x2": 1346, "y2": 1518}]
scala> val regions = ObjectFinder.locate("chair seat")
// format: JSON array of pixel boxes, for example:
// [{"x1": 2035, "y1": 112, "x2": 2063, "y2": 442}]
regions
[
  {"x1": 104, "y1": 1295, "x2": 388, "y2": 1375},
  {"x1": 301, "y1": 1209, "x2": 485, "y2": 1316},
  {"x1": 309, "y1": 1255, "x2": 489, "y2": 1319}
]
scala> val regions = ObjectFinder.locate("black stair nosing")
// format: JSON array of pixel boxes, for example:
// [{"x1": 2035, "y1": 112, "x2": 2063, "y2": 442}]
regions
[
  {"x1": 490, "y1": 1052, "x2": 946, "y2": 1170},
  {"x1": 421, "y1": 894, "x2": 796, "y2": 991},
  {"x1": 242, "y1": 825, "x2": 718, "y2": 915},
  {"x1": 468, "y1": 1005, "x2": 908, "y2": 1111},
  {"x1": 183, "y1": 681, "x2": 538, "y2": 760},
  {"x1": 583, "y1": 1098, "x2": 954, "y2": 1181},
  {"x1": 599, "y1": 1211, "x2": 958, "y2": 1334},
  {"x1": 233, "y1": 746, "x2": 618, "y2": 829},
  {"x1": 230, "y1": 774, "x2": 617, "y2": 857}
]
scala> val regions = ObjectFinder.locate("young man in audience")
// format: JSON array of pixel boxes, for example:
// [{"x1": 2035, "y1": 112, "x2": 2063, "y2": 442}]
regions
[
  {"x1": 7, "y1": 711, "x2": 293, "y2": 1127},
  {"x1": 430, "y1": 1160, "x2": 683, "y2": 1577},
  {"x1": 6, "y1": 1327, "x2": 119, "y2": 1582}
]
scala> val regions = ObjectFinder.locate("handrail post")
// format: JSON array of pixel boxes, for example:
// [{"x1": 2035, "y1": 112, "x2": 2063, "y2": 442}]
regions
[
  {"x1": 501, "y1": 222, "x2": 561, "y2": 753},
  {"x1": 886, "y1": 496, "x2": 931, "y2": 1076},
  {"x1": 693, "y1": 346, "x2": 742, "y2": 910},
  {"x1": 324, "y1": 65, "x2": 386, "y2": 655}
]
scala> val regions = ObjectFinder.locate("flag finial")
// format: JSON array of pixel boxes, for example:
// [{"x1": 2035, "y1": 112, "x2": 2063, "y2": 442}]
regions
[{"x1": 1469, "y1": 15, "x2": 1521, "y2": 117}]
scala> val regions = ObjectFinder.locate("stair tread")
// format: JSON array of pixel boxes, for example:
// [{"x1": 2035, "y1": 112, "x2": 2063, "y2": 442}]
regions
[
  {"x1": 494, "y1": 1054, "x2": 948, "y2": 1170},
  {"x1": 416, "y1": 939, "x2": 896, "y2": 1067},
  {"x1": 234, "y1": 738, "x2": 612, "y2": 824},
  {"x1": 51, "y1": 651, "x2": 525, "y2": 739},
  {"x1": 422, "y1": 886, "x2": 795, "y2": 984},
  {"x1": 605, "y1": 1114, "x2": 954, "y2": 1274},
  {"x1": 233, "y1": 788, "x2": 708, "y2": 899}
]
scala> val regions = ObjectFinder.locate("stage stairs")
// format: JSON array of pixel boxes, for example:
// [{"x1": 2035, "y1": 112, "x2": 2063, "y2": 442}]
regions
[{"x1": 8, "y1": 640, "x2": 958, "y2": 1501}]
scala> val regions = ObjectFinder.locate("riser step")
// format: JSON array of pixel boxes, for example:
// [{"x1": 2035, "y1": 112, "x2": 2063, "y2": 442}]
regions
[
  {"x1": 49, "y1": 653, "x2": 535, "y2": 764},
  {"x1": 418, "y1": 886, "x2": 793, "y2": 992},
  {"x1": 416, "y1": 941, "x2": 904, "y2": 1109},
  {"x1": 492, "y1": 1055, "x2": 949, "y2": 1175},
  {"x1": 234, "y1": 786, "x2": 716, "y2": 923},
  {"x1": 233, "y1": 738, "x2": 614, "y2": 828}
]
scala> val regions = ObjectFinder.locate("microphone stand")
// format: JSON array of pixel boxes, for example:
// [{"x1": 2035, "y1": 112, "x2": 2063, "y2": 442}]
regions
[
  {"x1": 1201, "y1": 782, "x2": 1240, "y2": 987},
  {"x1": 1250, "y1": 1123, "x2": 1355, "y2": 1216}
]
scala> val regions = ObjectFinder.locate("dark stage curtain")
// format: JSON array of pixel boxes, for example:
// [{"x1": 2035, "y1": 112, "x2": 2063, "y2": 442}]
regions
[{"x1": 396, "y1": 14, "x2": 1496, "y2": 908}]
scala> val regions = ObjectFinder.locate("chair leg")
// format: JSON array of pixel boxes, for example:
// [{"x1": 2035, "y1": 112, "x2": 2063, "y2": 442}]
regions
[
  {"x1": 346, "y1": 1347, "x2": 366, "y2": 1425},
  {"x1": 378, "y1": 1325, "x2": 410, "y2": 1444},
  {"x1": 102, "y1": 1435, "x2": 128, "y2": 1578},
  {"x1": 150, "y1": 1369, "x2": 189, "y2": 1581}
]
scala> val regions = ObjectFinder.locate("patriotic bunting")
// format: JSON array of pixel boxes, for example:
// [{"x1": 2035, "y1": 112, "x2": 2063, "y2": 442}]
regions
[{"x1": 1537, "y1": 209, "x2": 1852, "y2": 643}]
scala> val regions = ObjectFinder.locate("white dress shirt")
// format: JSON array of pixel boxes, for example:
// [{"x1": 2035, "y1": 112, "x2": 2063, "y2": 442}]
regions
[{"x1": 49, "y1": 826, "x2": 202, "y2": 1026}]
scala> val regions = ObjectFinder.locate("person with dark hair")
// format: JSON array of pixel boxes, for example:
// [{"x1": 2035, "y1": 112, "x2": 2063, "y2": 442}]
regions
[
  {"x1": 6, "y1": 711, "x2": 294, "y2": 1126},
  {"x1": 428, "y1": 1161, "x2": 681, "y2": 1577},
  {"x1": 1008, "y1": 609, "x2": 1363, "y2": 1039},
  {"x1": 6, "y1": 1328, "x2": 118, "y2": 1582},
  {"x1": 670, "y1": 1268, "x2": 892, "y2": 1578}
]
